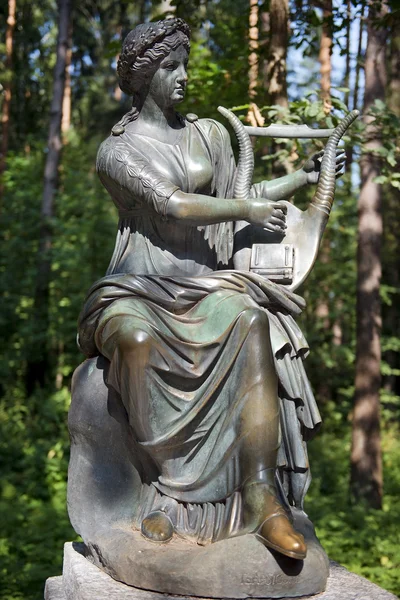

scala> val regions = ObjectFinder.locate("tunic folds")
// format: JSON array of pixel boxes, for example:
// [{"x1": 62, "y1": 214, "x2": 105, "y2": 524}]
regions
[{"x1": 78, "y1": 116, "x2": 321, "y2": 531}]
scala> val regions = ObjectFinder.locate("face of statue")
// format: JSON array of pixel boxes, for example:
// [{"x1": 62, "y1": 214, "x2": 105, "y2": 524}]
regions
[{"x1": 147, "y1": 44, "x2": 189, "y2": 109}]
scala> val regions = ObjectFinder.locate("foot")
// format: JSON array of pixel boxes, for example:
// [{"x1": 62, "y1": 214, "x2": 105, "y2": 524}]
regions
[
  {"x1": 141, "y1": 510, "x2": 174, "y2": 543},
  {"x1": 242, "y1": 473, "x2": 307, "y2": 560},
  {"x1": 256, "y1": 512, "x2": 307, "y2": 560}
]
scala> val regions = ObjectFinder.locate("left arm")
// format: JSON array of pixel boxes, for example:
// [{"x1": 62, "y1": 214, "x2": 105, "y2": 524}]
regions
[
  {"x1": 253, "y1": 170, "x2": 307, "y2": 202},
  {"x1": 253, "y1": 149, "x2": 346, "y2": 201}
]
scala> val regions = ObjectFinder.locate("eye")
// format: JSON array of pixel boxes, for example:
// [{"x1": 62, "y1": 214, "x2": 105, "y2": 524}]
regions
[{"x1": 162, "y1": 62, "x2": 177, "y2": 71}]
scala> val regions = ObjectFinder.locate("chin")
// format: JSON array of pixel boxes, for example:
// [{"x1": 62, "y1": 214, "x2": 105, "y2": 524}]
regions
[{"x1": 172, "y1": 96, "x2": 185, "y2": 106}]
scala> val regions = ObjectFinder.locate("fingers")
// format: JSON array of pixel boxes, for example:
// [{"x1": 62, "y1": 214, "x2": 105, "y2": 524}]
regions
[
  {"x1": 270, "y1": 215, "x2": 287, "y2": 228},
  {"x1": 336, "y1": 167, "x2": 345, "y2": 178},
  {"x1": 335, "y1": 151, "x2": 346, "y2": 177},
  {"x1": 306, "y1": 148, "x2": 346, "y2": 180},
  {"x1": 272, "y1": 202, "x2": 287, "y2": 214},
  {"x1": 271, "y1": 204, "x2": 287, "y2": 229},
  {"x1": 264, "y1": 223, "x2": 286, "y2": 234},
  {"x1": 273, "y1": 208, "x2": 286, "y2": 220},
  {"x1": 336, "y1": 152, "x2": 346, "y2": 166}
]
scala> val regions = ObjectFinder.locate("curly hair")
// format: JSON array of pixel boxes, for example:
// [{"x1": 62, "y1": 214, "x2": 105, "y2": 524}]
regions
[{"x1": 112, "y1": 18, "x2": 191, "y2": 136}]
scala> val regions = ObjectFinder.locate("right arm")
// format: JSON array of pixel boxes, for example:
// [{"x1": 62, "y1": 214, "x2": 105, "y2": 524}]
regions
[
  {"x1": 98, "y1": 140, "x2": 287, "y2": 233},
  {"x1": 168, "y1": 190, "x2": 287, "y2": 233}
]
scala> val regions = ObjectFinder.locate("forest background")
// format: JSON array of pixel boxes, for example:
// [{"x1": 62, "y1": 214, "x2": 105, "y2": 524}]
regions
[{"x1": 0, "y1": 0, "x2": 399, "y2": 598}]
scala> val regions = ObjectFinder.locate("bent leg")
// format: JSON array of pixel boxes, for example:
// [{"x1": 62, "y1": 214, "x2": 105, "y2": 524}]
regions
[
  {"x1": 234, "y1": 307, "x2": 306, "y2": 560},
  {"x1": 96, "y1": 316, "x2": 157, "y2": 442},
  {"x1": 234, "y1": 307, "x2": 280, "y2": 479},
  {"x1": 96, "y1": 318, "x2": 176, "y2": 541}
]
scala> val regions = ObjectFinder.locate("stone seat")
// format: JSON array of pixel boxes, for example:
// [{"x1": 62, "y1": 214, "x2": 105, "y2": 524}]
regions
[{"x1": 67, "y1": 356, "x2": 330, "y2": 598}]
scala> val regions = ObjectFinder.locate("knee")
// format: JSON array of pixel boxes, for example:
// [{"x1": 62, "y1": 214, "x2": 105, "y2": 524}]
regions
[
  {"x1": 240, "y1": 307, "x2": 270, "y2": 334},
  {"x1": 117, "y1": 326, "x2": 152, "y2": 356}
]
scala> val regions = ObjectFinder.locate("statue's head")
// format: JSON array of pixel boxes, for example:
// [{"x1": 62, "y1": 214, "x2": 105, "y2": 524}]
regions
[{"x1": 117, "y1": 18, "x2": 191, "y2": 97}]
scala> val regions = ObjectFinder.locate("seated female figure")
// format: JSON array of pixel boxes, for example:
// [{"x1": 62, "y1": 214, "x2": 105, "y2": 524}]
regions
[{"x1": 78, "y1": 18, "x2": 339, "y2": 561}]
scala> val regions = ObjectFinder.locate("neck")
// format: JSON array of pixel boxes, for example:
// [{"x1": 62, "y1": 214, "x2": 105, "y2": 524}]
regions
[{"x1": 138, "y1": 95, "x2": 181, "y2": 132}]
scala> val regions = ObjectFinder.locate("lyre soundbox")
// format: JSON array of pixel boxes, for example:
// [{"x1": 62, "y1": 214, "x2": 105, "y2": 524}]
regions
[
  {"x1": 250, "y1": 243, "x2": 294, "y2": 283},
  {"x1": 235, "y1": 200, "x2": 329, "y2": 292}
]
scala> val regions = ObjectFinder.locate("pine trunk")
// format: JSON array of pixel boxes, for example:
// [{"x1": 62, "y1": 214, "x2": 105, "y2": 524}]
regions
[
  {"x1": 61, "y1": 19, "x2": 73, "y2": 134},
  {"x1": 319, "y1": 0, "x2": 332, "y2": 114},
  {"x1": 0, "y1": 0, "x2": 17, "y2": 199},
  {"x1": 350, "y1": 0, "x2": 388, "y2": 509},
  {"x1": 382, "y1": 16, "x2": 400, "y2": 398},
  {"x1": 248, "y1": 0, "x2": 259, "y2": 101},
  {"x1": 259, "y1": 0, "x2": 290, "y2": 173},
  {"x1": 263, "y1": 0, "x2": 288, "y2": 107},
  {"x1": 25, "y1": 0, "x2": 71, "y2": 393}
]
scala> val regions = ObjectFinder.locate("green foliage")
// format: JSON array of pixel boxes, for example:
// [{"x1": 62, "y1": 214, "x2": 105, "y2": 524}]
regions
[
  {"x1": 0, "y1": 386, "x2": 75, "y2": 599},
  {"x1": 307, "y1": 427, "x2": 400, "y2": 597},
  {"x1": 0, "y1": 133, "x2": 115, "y2": 600}
]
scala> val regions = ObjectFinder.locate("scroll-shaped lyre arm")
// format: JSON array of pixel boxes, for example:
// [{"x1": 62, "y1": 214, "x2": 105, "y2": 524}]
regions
[{"x1": 217, "y1": 106, "x2": 359, "y2": 291}]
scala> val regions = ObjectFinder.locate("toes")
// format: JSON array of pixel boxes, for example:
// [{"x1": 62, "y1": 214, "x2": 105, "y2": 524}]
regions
[{"x1": 141, "y1": 510, "x2": 174, "y2": 543}]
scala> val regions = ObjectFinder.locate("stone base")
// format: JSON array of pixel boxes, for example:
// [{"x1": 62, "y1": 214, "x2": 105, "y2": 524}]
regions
[
  {"x1": 57, "y1": 510, "x2": 329, "y2": 598},
  {"x1": 45, "y1": 542, "x2": 398, "y2": 600}
]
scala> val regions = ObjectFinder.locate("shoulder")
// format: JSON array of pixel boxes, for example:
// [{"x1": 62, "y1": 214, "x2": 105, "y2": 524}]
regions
[
  {"x1": 96, "y1": 135, "x2": 118, "y2": 173},
  {"x1": 190, "y1": 116, "x2": 232, "y2": 142},
  {"x1": 96, "y1": 134, "x2": 145, "y2": 176}
]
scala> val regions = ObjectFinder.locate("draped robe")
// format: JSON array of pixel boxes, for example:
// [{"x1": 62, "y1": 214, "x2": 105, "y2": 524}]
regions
[{"x1": 78, "y1": 117, "x2": 321, "y2": 543}]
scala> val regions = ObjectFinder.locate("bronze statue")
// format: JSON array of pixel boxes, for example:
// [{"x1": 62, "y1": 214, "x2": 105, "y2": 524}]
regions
[{"x1": 68, "y1": 17, "x2": 358, "y2": 598}]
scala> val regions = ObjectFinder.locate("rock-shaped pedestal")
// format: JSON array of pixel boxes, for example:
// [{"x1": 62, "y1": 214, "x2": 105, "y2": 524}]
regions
[
  {"x1": 79, "y1": 509, "x2": 329, "y2": 599},
  {"x1": 45, "y1": 542, "x2": 398, "y2": 600},
  {"x1": 67, "y1": 358, "x2": 330, "y2": 598}
]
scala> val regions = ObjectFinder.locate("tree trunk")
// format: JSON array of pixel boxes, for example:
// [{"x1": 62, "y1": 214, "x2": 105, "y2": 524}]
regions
[
  {"x1": 247, "y1": 0, "x2": 264, "y2": 128},
  {"x1": 344, "y1": 0, "x2": 351, "y2": 109},
  {"x1": 114, "y1": 25, "x2": 123, "y2": 102},
  {"x1": 61, "y1": 19, "x2": 73, "y2": 134},
  {"x1": 259, "y1": 0, "x2": 290, "y2": 173},
  {"x1": 347, "y1": 2, "x2": 366, "y2": 168},
  {"x1": 264, "y1": 0, "x2": 288, "y2": 107},
  {"x1": 25, "y1": 0, "x2": 71, "y2": 394},
  {"x1": 248, "y1": 0, "x2": 259, "y2": 101},
  {"x1": 388, "y1": 10, "x2": 400, "y2": 112},
  {"x1": 353, "y1": 2, "x2": 366, "y2": 112},
  {"x1": 382, "y1": 15, "x2": 400, "y2": 399},
  {"x1": 0, "y1": 0, "x2": 17, "y2": 200},
  {"x1": 319, "y1": 0, "x2": 332, "y2": 114},
  {"x1": 350, "y1": 0, "x2": 388, "y2": 509}
]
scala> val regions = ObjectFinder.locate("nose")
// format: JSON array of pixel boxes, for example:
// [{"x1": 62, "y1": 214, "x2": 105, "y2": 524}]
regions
[{"x1": 176, "y1": 65, "x2": 187, "y2": 85}]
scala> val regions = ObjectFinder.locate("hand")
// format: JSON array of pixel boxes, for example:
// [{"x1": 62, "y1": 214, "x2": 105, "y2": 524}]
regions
[
  {"x1": 301, "y1": 148, "x2": 346, "y2": 184},
  {"x1": 247, "y1": 199, "x2": 287, "y2": 233}
]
